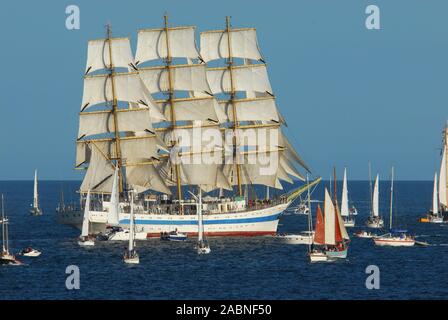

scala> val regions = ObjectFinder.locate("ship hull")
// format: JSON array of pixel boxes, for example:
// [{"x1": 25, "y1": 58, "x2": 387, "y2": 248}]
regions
[{"x1": 57, "y1": 203, "x2": 288, "y2": 238}]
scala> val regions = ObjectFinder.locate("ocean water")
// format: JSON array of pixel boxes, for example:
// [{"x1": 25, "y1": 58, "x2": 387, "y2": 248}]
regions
[{"x1": 0, "y1": 180, "x2": 447, "y2": 300}]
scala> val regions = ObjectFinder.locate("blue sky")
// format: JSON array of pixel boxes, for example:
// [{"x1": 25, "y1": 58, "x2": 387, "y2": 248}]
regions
[{"x1": 0, "y1": 0, "x2": 447, "y2": 181}]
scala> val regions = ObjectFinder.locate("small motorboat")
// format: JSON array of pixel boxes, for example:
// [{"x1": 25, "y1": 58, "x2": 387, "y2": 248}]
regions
[
  {"x1": 102, "y1": 226, "x2": 147, "y2": 241},
  {"x1": 277, "y1": 231, "x2": 314, "y2": 245},
  {"x1": 123, "y1": 249, "x2": 140, "y2": 264},
  {"x1": 78, "y1": 236, "x2": 95, "y2": 247},
  {"x1": 19, "y1": 247, "x2": 41, "y2": 257},
  {"x1": 353, "y1": 230, "x2": 376, "y2": 238},
  {"x1": 308, "y1": 249, "x2": 328, "y2": 262},
  {"x1": 161, "y1": 230, "x2": 187, "y2": 242},
  {"x1": 373, "y1": 230, "x2": 415, "y2": 247}
]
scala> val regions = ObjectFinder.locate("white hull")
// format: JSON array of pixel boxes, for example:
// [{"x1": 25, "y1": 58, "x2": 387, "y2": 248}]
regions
[
  {"x1": 78, "y1": 240, "x2": 95, "y2": 247},
  {"x1": 22, "y1": 250, "x2": 41, "y2": 257},
  {"x1": 108, "y1": 230, "x2": 148, "y2": 241},
  {"x1": 124, "y1": 256, "x2": 140, "y2": 264},
  {"x1": 343, "y1": 219, "x2": 355, "y2": 227},
  {"x1": 373, "y1": 237, "x2": 415, "y2": 247},
  {"x1": 277, "y1": 233, "x2": 314, "y2": 245},
  {"x1": 58, "y1": 202, "x2": 288, "y2": 237},
  {"x1": 309, "y1": 252, "x2": 328, "y2": 262}
]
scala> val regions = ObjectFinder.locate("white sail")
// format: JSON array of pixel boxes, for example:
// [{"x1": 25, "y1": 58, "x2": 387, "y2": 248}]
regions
[
  {"x1": 217, "y1": 97, "x2": 280, "y2": 123},
  {"x1": 80, "y1": 146, "x2": 114, "y2": 193},
  {"x1": 439, "y1": 145, "x2": 447, "y2": 207},
  {"x1": 200, "y1": 28, "x2": 263, "y2": 62},
  {"x1": 128, "y1": 192, "x2": 135, "y2": 253},
  {"x1": 108, "y1": 166, "x2": 120, "y2": 225},
  {"x1": 372, "y1": 174, "x2": 379, "y2": 217},
  {"x1": 157, "y1": 97, "x2": 220, "y2": 123},
  {"x1": 324, "y1": 188, "x2": 336, "y2": 245},
  {"x1": 81, "y1": 72, "x2": 158, "y2": 112},
  {"x1": 433, "y1": 172, "x2": 439, "y2": 214},
  {"x1": 336, "y1": 206, "x2": 350, "y2": 240},
  {"x1": 78, "y1": 107, "x2": 154, "y2": 138},
  {"x1": 85, "y1": 37, "x2": 134, "y2": 74},
  {"x1": 340, "y1": 168, "x2": 349, "y2": 217},
  {"x1": 206, "y1": 64, "x2": 272, "y2": 95},
  {"x1": 33, "y1": 170, "x2": 39, "y2": 209},
  {"x1": 126, "y1": 163, "x2": 172, "y2": 195},
  {"x1": 81, "y1": 190, "x2": 91, "y2": 237},
  {"x1": 139, "y1": 64, "x2": 211, "y2": 94},
  {"x1": 135, "y1": 26, "x2": 200, "y2": 64}
]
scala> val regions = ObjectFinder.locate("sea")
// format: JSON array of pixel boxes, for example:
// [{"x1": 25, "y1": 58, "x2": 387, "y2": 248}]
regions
[{"x1": 0, "y1": 180, "x2": 447, "y2": 300}]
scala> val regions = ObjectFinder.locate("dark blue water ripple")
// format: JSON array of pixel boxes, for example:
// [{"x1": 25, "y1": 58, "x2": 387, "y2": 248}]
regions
[{"x1": 0, "y1": 180, "x2": 447, "y2": 300}]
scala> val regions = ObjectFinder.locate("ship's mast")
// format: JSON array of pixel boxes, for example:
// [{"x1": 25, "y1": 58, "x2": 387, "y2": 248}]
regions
[
  {"x1": 226, "y1": 16, "x2": 243, "y2": 197},
  {"x1": 106, "y1": 24, "x2": 124, "y2": 193},
  {"x1": 164, "y1": 15, "x2": 183, "y2": 207}
]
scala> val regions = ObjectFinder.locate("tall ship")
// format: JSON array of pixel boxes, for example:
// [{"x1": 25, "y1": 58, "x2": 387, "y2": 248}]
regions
[
  {"x1": 421, "y1": 123, "x2": 448, "y2": 223},
  {"x1": 57, "y1": 16, "x2": 320, "y2": 237}
]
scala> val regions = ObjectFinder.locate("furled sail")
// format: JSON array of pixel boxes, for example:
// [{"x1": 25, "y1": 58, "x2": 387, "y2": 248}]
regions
[{"x1": 372, "y1": 174, "x2": 379, "y2": 217}]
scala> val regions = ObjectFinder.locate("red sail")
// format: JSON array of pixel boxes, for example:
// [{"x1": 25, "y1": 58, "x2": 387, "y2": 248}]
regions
[
  {"x1": 314, "y1": 205, "x2": 325, "y2": 245},
  {"x1": 334, "y1": 205, "x2": 343, "y2": 243}
]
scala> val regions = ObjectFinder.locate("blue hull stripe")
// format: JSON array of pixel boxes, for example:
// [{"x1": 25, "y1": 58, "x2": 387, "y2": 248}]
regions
[{"x1": 120, "y1": 213, "x2": 281, "y2": 226}]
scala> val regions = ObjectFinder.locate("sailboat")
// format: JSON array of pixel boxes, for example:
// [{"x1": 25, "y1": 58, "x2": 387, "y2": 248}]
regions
[
  {"x1": 1, "y1": 195, "x2": 22, "y2": 265},
  {"x1": 29, "y1": 170, "x2": 42, "y2": 216},
  {"x1": 195, "y1": 189, "x2": 211, "y2": 254},
  {"x1": 373, "y1": 167, "x2": 415, "y2": 247},
  {"x1": 57, "y1": 16, "x2": 321, "y2": 238},
  {"x1": 309, "y1": 188, "x2": 350, "y2": 260},
  {"x1": 307, "y1": 175, "x2": 327, "y2": 262},
  {"x1": 365, "y1": 168, "x2": 384, "y2": 228},
  {"x1": 421, "y1": 172, "x2": 444, "y2": 223},
  {"x1": 422, "y1": 127, "x2": 448, "y2": 223},
  {"x1": 78, "y1": 190, "x2": 94, "y2": 246},
  {"x1": 308, "y1": 204, "x2": 328, "y2": 262},
  {"x1": 340, "y1": 167, "x2": 355, "y2": 227},
  {"x1": 124, "y1": 191, "x2": 140, "y2": 264}
]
